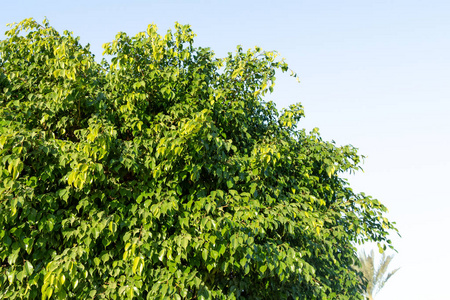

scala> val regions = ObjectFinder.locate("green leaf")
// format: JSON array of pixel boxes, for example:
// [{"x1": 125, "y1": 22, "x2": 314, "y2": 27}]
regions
[
  {"x1": 226, "y1": 180, "x2": 233, "y2": 189},
  {"x1": 181, "y1": 236, "x2": 190, "y2": 249},
  {"x1": 158, "y1": 249, "x2": 166, "y2": 262},
  {"x1": 132, "y1": 256, "x2": 140, "y2": 274},
  {"x1": 45, "y1": 287, "x2": 53, "y2": 300},
  {"x1": 109, "y1": 221, "x2": 117, "y2": 233},
  {"x1": 240, "y1": 257, "x2": 247, "y2": 268},
  {"x1": 7, "y1": 271, "x2": 15, "y2": 285},
  {"x1": 260, "y1": 264, "x2": 267, "y2": 273},
  {"x1": 24, "y1": 261, "x2": 34, "y2": 276},
  {"x1": 94, "y1": 257, "x2": 101, "y2": 266},
  {"x1": 57, "y1": 289, "x2": 67, "y2": 299},
  {"x1": 250, "y1": 182, "x2": 257, "y2": 195},
  {"x1": 118, "y1": 285, "x2": 126, "y2": 295},
  {"x1": 8, "y1": 242, "x2": 20, "y2": 265},
  {"x1": 123, "y1": 232, "x2": 131, "y2": 242},
  {"x1": 160, "y1": 283, "x2": 168, "y2": 296}
]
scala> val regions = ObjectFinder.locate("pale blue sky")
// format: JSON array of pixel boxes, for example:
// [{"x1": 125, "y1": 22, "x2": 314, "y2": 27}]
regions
[{"x1": 2, "y1": 1, "x2": 449, "y2": 299}]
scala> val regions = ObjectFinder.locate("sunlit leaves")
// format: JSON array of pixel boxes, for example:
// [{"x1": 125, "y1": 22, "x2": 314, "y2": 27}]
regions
[{"x1": 0, "y1": 18, "x2": 397, "y2": 300}]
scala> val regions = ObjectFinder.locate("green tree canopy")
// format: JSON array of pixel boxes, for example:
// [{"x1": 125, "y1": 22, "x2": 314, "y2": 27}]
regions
[{"x1": 0, "y1": 18, "x2": 397, "y2": 299}]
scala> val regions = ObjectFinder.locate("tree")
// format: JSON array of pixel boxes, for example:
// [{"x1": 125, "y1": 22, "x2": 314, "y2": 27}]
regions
[
  {"x1": 0, "y1": 18, "x2": 397, "y2": 299},
  {"x1": 355, "y1": 250, "x2": 399, "y2": 300}
]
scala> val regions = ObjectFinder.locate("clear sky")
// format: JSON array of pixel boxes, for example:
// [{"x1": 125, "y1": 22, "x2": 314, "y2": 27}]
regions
[{"x1": 2, "y1": 1, "x2": 449, "y2": 299}]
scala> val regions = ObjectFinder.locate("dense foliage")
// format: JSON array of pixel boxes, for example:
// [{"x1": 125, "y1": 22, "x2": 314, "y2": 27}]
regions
[{"x1": 0, "y1": 18, "x2": 397, "y2": 299}]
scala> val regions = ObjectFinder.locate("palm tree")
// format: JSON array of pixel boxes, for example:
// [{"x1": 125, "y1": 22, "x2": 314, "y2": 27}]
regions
[{"x1": 354, "y1": 250, "x2": 400, "y2": 300}]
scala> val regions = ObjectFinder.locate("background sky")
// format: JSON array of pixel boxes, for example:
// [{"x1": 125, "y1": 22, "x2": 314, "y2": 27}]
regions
[{"x1": 2, "y1": 1, "x2": 449, "y2": 299}]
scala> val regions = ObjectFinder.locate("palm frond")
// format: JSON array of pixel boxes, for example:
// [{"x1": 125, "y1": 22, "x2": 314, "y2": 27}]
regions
[{"x1": 356, "y1": 250, "x2": 399, "y2": 299}]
